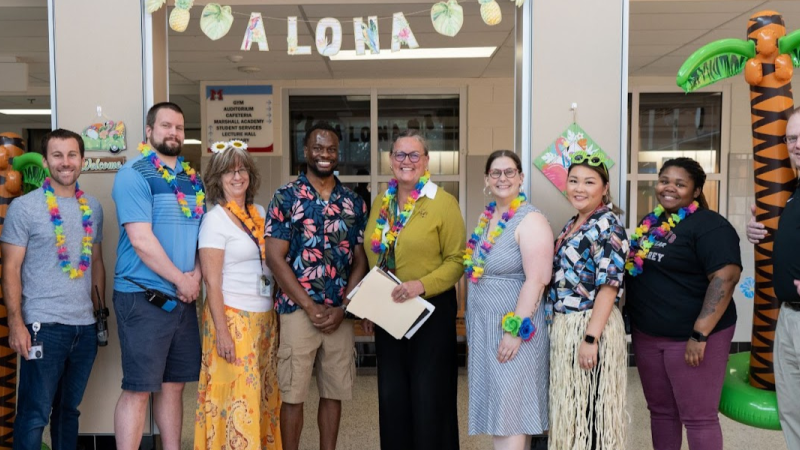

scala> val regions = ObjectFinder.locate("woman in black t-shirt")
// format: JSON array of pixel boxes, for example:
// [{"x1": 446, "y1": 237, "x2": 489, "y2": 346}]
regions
[{"x1": 626, "y1": 157, "x2": 741, "y2": 450}]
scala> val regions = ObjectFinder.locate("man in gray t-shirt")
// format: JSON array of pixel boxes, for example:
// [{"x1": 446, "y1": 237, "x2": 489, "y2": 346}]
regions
[{"x1": 0, "y1": 129, "x2": 105, "y2": 450}]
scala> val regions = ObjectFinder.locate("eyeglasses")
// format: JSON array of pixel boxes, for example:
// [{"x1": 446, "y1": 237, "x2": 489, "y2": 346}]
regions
[
  {"x1": 488, "y1": 168, "x2": 519, "y2": 179},
  {"x1": 393, "y1": 151, "x2": 423, "y2": 163},
  {"x1": 571, "y1": 151, "x2": 608, "y2": 169},
  {"x1": 785, "y1": 135, "x2": 799, "y2": 145},
  {"x1": 224, "y1": 167, "x2": 248, "y2": 178}
]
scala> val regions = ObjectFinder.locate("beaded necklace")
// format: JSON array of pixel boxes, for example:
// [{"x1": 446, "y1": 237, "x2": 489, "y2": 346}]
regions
[
  {"x1": 225, "y1": 201, "x2": 266, "y2": 260},
  {"x1": 371, "y1": 170, "x2": 431, "y2": 254},
  {"x1": 625, "y1": 201, "x2": 699, "y2": 276},
  {"x1": 139, "y1": 142, "x2": 205, "y2": 219},
  {"x1": 464, "y1": 193, "x2": 526, "y2": 283},
  {"x1": 43, "y1": 178, "x2": 93, "y2": 279}
]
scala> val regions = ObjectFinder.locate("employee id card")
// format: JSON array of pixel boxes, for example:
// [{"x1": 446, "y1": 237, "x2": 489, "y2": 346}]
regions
[{"x1": 259, "y1": 274, "x2": 272, "y2": 297}]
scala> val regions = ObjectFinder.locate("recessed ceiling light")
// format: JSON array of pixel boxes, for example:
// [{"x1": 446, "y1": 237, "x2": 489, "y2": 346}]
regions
[
  {"x1": 329, "y1": 47, "x2": 497, "y2": 61},
  {"x1": 237, "y1": 66, "x2": 261, "y2": 73},
  {"x1": 184, "y1": 139, "x2": 202, "y2": 145},
  {"x1": 0, "y1": 109, "x2": 51, "y2": 115}
]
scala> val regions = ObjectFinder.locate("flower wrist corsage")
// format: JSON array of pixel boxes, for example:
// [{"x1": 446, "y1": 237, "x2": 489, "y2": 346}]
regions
[{"x1": 501, "y1": 312, "x2": 536, "y2": 342}]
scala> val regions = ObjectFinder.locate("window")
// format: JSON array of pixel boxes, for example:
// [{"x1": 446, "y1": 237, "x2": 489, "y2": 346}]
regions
[
  {"x1": 286, "y1": 89, "x2": 465, "y2": 213},
  {"x1": 626, "y1": 89, "x2": 729, "y2": 227},
  {"x1": 289, "y1": 95, "x2": 371, "y2": 176}
]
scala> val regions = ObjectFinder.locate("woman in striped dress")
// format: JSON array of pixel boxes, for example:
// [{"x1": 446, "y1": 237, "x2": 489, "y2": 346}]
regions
[{"x1": 465, "y1": 150, "x2": 553, "y2": 450}]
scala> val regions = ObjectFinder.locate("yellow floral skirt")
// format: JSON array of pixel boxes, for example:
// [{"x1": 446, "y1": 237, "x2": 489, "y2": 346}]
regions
[{"x1": 194, "y1": 304, "x2": 281, "y2": 450}]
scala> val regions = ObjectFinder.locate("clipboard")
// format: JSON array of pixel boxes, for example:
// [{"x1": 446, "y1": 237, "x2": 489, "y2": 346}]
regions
[{"x1": 346, "y1": 266, "x2": 435, "y2": 339}]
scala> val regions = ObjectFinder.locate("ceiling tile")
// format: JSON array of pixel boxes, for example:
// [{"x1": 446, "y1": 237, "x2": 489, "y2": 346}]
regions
[
  {"x1": 630, "y1": 1, "x2": 762, "y2": 15},
  {"x1": 630, "y1": 12, "x2": 742, "y2": 30}
]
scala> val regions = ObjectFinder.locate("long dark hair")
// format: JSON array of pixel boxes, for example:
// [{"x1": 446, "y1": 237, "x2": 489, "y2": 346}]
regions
[{"x1": 659, "y1": 157, "x2": 709, "y2": 209}]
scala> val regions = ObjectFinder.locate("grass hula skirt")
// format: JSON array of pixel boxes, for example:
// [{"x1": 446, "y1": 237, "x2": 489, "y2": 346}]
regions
[{"x1": 549, "y1": 307, "x2": 626, "y2": 450}]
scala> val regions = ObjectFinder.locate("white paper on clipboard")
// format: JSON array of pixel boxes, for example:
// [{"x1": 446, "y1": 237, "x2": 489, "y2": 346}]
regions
[{"x1": 346, "y1": 266, "x2": 435, "y2": 339}]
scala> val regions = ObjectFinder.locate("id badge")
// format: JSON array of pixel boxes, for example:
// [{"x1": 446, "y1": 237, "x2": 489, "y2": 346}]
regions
[
  {"x1": 259, "y1": 275, "x2": 272, "y2": 297},
  {"x1": 29, "y1": 340, "x2": 44, "y2": 360},
  {"x1": 29, "y1": 322, "x2": 43, "y2": 360}
]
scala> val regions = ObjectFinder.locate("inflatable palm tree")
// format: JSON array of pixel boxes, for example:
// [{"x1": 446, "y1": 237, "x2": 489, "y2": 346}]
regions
[{"x1": 677, "y1": 10, "x2": 800, "y2": 428}]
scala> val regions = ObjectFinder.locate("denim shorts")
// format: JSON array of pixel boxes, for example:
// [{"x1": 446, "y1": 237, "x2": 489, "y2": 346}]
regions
[{"x1": 113, "y1": 290, "x2": 201, "y2": 392}]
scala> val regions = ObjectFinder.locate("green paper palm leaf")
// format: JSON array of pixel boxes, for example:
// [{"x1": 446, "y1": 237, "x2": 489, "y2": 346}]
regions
[
  {"x1": 676, "y1": 39, "x2": 755, "y2": 92},
  {"x1": 779, "y1": 29, "x2": 800, "y2": 67}
]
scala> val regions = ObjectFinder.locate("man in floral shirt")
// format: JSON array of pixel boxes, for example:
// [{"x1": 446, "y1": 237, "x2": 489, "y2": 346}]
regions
[{"x1": 265, "y1": 121, "x2": 368, "y2": 450}]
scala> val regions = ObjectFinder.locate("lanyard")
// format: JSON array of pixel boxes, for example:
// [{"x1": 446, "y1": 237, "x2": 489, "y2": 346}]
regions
[{"x1": 229, "y1": 209, "x2": 265, "y2": 267}]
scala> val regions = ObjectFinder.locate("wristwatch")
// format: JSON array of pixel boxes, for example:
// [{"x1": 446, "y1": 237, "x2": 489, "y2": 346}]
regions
[
  {"x1": 584, "y1": 334, "x2": 597, "y2": 344},
  {"x1": 690, "y1": 330, "x2": 708, "y2": 343}
]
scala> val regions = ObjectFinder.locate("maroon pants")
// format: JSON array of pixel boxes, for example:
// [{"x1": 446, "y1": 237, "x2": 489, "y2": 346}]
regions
[{"x1": 632, "y1": 325, "x2": 735, "y2": 450}]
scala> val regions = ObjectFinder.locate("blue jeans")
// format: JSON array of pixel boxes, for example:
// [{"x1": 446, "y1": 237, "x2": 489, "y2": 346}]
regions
[{"x1": 13, "y1": 323, "x2": 97, "y2": 450}]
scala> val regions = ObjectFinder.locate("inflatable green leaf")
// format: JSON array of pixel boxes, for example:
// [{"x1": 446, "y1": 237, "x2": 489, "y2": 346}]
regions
[
  {"x1": 145, "y1": 0, "x2": 166, "y2": 14},
  {"x1": 201, "y1": 3, "x2": 234, "y2": 41},
  {"x1": 676, "y1": 39, "x2": 754, "y2": 92},
  {"x1": 431, "y1": 0, "x2": 464, "y2": 37},
  {"x1": 779, "y1": 29, "x2": 800, "y2": 67}
]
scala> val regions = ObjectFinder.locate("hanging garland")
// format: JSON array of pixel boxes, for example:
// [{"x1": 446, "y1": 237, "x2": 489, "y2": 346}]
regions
[
  {"x1": 139, "y1": 142, "x2": 205, "y2": 219},
  {"x1": 43, "y1": 178, "x2": 93, "y2": 279},
  {"x1": 371, "y1": 170, "x2": 431, "y2": 254},
  {"x1": 225, "y1": 201, "x2": 265, "y2": 260},
  {"x1": 625, "y1": 201, "x2": 699, "y2": 276},
  {"x1": 464, "y1": 193, "x2": 526, "y2": 283}
]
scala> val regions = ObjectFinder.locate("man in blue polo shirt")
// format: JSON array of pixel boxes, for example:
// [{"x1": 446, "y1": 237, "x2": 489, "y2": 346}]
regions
[{"x1": 111, "y1": 102, "x2": 204, "y2": 450}]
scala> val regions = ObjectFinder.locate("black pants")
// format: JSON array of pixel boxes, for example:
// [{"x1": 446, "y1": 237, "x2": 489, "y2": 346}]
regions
[{"x1": 375, "y1": 289, "x2": 460, "y2": 450}]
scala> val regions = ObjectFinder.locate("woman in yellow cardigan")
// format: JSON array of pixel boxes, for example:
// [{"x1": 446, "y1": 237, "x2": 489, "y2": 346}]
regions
[{"x1": 362, "y1": 129, "x2": 466, "y2": 450}]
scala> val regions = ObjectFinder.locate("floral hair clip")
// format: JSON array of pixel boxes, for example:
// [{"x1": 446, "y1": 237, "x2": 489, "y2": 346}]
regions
[
  {"x1": 229, "y1": 139, "x2": 248, "y2": 150},
  {"x1": 210, "y1": 141, "x2": 228, "y2": 153},
  {"x1": 210, "y1": 139, "x2": 249, "y2": 154}
]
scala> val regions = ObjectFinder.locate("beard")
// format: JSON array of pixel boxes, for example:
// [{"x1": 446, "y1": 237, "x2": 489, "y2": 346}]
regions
[
  {"x1": 153, "y1": 138, "x2": 182, "y2": 157},
  {"x1": 49, "y1": 167, "x2": 80, "y2": 189},
  {"x1": 307, "y1": 158, "x2": 337, "y2": 178}
]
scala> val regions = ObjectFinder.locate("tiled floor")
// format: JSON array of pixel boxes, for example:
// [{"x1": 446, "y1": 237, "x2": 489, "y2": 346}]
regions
[{"x1": 178, "y1": 368, "x2": 787, "y2": 450}]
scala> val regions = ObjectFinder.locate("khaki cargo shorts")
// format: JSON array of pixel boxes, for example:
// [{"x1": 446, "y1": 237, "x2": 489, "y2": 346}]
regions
[{"x1": 277, "y1": 309, "x2": 356, "y2": 404}]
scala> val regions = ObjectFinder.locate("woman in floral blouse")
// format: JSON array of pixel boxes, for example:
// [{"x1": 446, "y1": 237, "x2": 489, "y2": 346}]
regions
[{"x1": 548, "y1": 152, "x2": 629, "y2": 450}]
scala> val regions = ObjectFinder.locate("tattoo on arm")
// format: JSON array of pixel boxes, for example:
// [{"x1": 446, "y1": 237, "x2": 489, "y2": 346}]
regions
[{"x1": 699, "y1": 277, "x2": 725, "y2": 319}]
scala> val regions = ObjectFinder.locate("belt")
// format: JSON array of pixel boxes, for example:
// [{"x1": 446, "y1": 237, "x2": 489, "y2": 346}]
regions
[{"x1": 783, "y1": 302, "x2": 800, "y2": 311}]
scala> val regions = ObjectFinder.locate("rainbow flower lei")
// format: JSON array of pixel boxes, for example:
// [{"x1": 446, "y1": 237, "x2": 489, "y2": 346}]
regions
[
  {"x1": 371, "y1": 170, "x2": 431, "y2": 254},
  {"x1": 43, "y1": 178, "x2": 93, "y2": 279},
  {"x1": 139, "y1": 142, "x2": 205, "y2": 219},
  {"x1": 463, "y1": 193, "x2": 526, "y2": 283},
  {"x1": 625, "y1": 201, "x2": 699, "y2": 276}
]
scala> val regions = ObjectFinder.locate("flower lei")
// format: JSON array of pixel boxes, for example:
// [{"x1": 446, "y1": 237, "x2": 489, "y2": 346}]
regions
[
  {"x1": 463, "y1": 193, "x2": 526, "y2": 283},
  {"x1": 370, "y1": 170, "x2": 431, "y2": 254},
  {"x1": 502, "y1": 312, "x2": 536, "y2": 341},
  {"x1": 225, "y1": 201, "x2": 265, "y2": 260},
  {"x1": 43, "y1": 178, "x2": 93, "y2": 279},
  {"x1": 625, "y1": 201, "x2": 699, "y2": 276},
  {"x1": 139, "y1": 143, "x2": 205, "y2": 219}
]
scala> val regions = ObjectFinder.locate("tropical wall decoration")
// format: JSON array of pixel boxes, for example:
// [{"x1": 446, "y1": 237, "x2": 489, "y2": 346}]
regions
[
  {"x1": 534, "y1": 123, "x2": 615, "y2": 196},
  {"x1": 81, "y1": 120, "x2": 126, "y2": 153}
]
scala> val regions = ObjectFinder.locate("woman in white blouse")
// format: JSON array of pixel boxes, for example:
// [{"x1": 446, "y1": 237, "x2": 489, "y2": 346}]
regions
[{"x1": 193, "y1": 142, "x2": 281, "y2": 450}]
